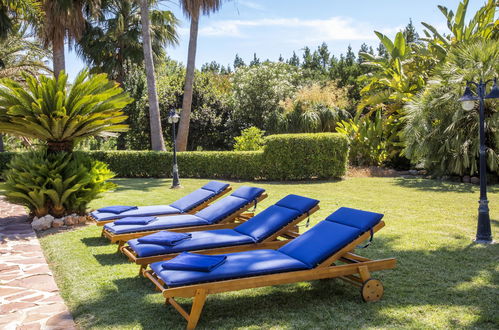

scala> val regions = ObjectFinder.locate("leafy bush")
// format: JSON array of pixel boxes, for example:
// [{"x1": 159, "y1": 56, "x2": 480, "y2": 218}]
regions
[
  {"x1": 231, "y1": 62, "x2": 302, "y2": 132},
  {"x1": 2, "y1": 151, "x2": 116, "y2": 217},
  {"x1": 263, "y1": 133, "x2": 349, "y2": 180},
  {"x1": 279, "y1": 82, "x2": 351, "y2": 133},
  {"x1": 0, "y1": 70, "x2": 132, "y2": 152},
  {"x1": 404, "y1": 40, "x2": 499, "y2": 176},
  {"x1": 336, "y1": 111, "x2": 400, "y2": 166},
  {"x1": 233, "y1": 127, "x2": 265, "y2": 151}
]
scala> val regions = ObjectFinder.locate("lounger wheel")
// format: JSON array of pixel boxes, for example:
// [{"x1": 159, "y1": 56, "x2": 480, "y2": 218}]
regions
[{"x1": 361, "y1": 279, "x2": 383, "y2": 302}]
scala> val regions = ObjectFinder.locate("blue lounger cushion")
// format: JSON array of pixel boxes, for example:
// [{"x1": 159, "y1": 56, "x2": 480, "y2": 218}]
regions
[
  {"x1": 91, "y1": 205, "x2": 180, "y2": 222},
  {"x1": 128, "y1": 194, "x2": 318, "y2": 257},
  {"x1": 91, "y1": 181, "x2": 230, "y2": 222},
  {"x1": 192, "y1": 186, "x2": 265, "y2": 224},
  {"x1": 234, "y1": 194, "x2": 319, "y2": 241},
  {"x1": 151, "y1": 249, "x2": 309, "y2": 287},
  {"x1": 97, "y1": 205, "x2": 138, "y2": 214},
  {"x1": 105, "y1": 186, "x2": 265, "y2": 234},
  {"x1": 114, "y1": 216, "x2": 157, "y2": 225},
  {"x1": 326, "y1": 207, "x2": 383, "y2": 232},
  {"x1": 104, "y1": 214, "x2": 210, "y2": 234},
  {"x1": 137, "y1": 231, "x2": 192, "y2": 246},
  {"x1": 129, "y1": 229, "x2": 255, "y2": 257},
  {"x1": 161, "y1": 252, "x2": 227, "y2": 272},
  {"x1": 278, "y1": 221, "x2": 361, "y2": 268}
]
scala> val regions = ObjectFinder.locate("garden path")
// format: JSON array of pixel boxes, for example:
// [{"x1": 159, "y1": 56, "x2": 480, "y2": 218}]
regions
[{"x1": 0, "y1": 197, "x2": 76, "y2": 330}]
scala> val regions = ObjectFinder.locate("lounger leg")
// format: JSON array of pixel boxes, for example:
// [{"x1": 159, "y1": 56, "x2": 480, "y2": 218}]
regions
[
  {"x1": 358, "y1": 265, "x2": 384, "y2": 302},
  {"x1": 187, "y1": 289, "x2": 208, "y2": 330},
  {"x1": 139, "y1": 265, "x2": 146, "y2": 277},
  {"x1": 117, "y1": 241, "x2": 124, "y2": 253}
]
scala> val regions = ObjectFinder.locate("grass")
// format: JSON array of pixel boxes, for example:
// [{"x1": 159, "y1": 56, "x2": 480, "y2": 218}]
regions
[{"x1": 37, "y1": 177, "x2": 499, "y2": 329}]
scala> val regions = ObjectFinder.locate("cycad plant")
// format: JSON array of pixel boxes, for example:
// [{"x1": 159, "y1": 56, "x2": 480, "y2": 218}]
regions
[
  {"x1": 0, "y1": 70, "x2": 132, "y2": 152},
  {"x1": 3, "y1": 150, "x2": 116, "y2": 217},
  {"x1": 403, "y1": 39, "x2": 499, "y2": 176}
]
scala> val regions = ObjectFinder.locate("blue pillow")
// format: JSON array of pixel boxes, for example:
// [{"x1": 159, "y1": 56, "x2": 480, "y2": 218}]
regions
[
  {"x1": 326, "y1": 207, "x2": 383, "y2": 232},
  {"x1": 161, "y1": 252, "x2": 227, "y2": 272},
  {"x1": 97, "y1": 206, "x2": 137, "y2": 214},
  {"x1": 275, "y1": 194, "x2": 319, "y2": 214},
  {"x1": 230, "y1": 186, "x2": 265, "y2": 201},
  {"x1": 201, "y1": 181, "x2": 230, "y2": 193},
  {"x1": 137, "y1": 231, "x2": 192, "y2": 246},
  {"x1": 113, "y1": 216, "x2": 157, "y2": 225}
]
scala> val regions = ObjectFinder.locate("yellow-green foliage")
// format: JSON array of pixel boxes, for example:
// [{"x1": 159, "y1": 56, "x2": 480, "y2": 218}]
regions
[{"x1": 2, "y1": 151, "x2": 116, "y2": 217}]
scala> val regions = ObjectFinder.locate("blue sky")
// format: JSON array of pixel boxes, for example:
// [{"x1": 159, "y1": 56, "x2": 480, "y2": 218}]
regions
[{"x1": 65, "y1": 0, "x2": 483, "y2": 79}]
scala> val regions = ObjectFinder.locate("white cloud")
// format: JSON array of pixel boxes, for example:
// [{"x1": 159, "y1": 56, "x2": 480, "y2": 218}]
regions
[
  {"x1": 237, "y1": 0, "x2": 265, "y2": 11},
  {"x1": 195, "y1": 16, "x2": 404, "y2": 43}
]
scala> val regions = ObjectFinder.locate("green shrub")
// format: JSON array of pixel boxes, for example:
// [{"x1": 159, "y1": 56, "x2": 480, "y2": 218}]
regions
[
  {"x1": 1, "y1": 133, "x2": 349, "y2": 181},
  {"x1": 2, "y1": 151, "x2": 115, "y2": 217},
  {"x1": 263, "y1": 133, "x2": 349, "y2": 180},
  {"x1": 233, "y1": 127, "x2": 265, "y2": 151}
]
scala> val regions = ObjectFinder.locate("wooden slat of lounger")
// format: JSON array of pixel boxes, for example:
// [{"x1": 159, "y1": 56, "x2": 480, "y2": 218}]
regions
[
  {"x1": 121, "y1": 205, "x2": 320, "y2": 267},
  {"x1": 90, "y1": 186, "x2": 233, "y2": 226},
  {"x1": 144, "y1": 257, "x2": 396, "y2": 299},
  {"x1": 102, "y1": 193, "x2": 268, "y2": 244}
]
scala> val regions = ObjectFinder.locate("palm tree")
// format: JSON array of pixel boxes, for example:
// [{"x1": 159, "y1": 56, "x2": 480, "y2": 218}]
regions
[
  {"x1": 40, "y1": 0, "x2": 99, "y2": 77},
  {"x1": 176, "y1": 0, "x2": 222, "y2": 151},
  {"x1": 139, "y1": 0, "x2": 166, "y2": 150},
  {"x1": 0, "y1": 0, "x2": 40, "y2": 38},
  {"x1": 0, "y1": 24, "x2": 50, "y2": 80},
  {"x1": 0, "y1": 23, "x2": 50, "y2": 152},
  {"x1": 77, "y1": 0, "x2": 179, "y2": 85}
]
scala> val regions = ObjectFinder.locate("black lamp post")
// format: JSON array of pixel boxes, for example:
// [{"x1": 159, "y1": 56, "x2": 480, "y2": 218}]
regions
[
  {"x1": 168, "y1": 110, "x2": 181, "y2": 189},
  {"x1": 459, "y1": 78, "x2": 499, "y2": 244}
]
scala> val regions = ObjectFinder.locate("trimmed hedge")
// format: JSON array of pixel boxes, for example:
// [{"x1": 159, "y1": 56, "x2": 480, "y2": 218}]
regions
[
  {"x1": 263, "y1": 133, "x2": 349, "y2": 180},
  {"x1": 0, "y1": 133, "x2": 349, "y2": 180}
]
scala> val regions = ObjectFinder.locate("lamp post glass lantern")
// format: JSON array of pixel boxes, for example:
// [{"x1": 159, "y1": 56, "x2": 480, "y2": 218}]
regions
[
  {"x1": 168, "y1": 110, "x2": 181, "y2": 189},
  {"x1": 459, "y1": 78, "x2": 498, "y2": 244}
]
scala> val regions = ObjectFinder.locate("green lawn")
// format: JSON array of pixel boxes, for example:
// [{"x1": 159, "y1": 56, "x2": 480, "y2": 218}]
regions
[{"x1": 38, "y1": 178, "x2": 499, "y2": 329}]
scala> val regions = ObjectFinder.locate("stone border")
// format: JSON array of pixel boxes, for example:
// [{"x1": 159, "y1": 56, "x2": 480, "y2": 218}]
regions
[{"x1": 0, "y1": 197, "x2": 76, "y2": 330}]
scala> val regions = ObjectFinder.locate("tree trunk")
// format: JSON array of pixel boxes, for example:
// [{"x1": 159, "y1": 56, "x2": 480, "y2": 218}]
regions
[
  {"x1": 176, "y1": 13, "x2": 199, "y2": 152},
  {"x1": 140, "y1": 0, "x2": 165, "y2": 151},
  {"x1": 52, "y1": 32, "x2": 65, "y2": 78},
  {"x1": 0, "y1": 134, "x2": 4, "y2": 152}
]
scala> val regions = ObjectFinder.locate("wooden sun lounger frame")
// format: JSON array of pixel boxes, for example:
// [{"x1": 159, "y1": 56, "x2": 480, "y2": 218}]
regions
[
  {"x1": 144, "y1": 221, "x2": 396, "y2": 329},
  {"x1": 121, "y1": 205, "x2": 321, "y2": 274},
  {"x1": 88, "y1": 186, "x2": 233, "y2": 226},
  {"x1": 101, "y1": 193, "x2": 268, "y2": 249}
]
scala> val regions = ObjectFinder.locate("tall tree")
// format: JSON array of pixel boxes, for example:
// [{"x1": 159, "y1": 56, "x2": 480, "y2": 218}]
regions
[
  {"x1": 233, "y1": 53, "x2": 245, "y2": 68},
  {"x1": 249, "y1": 52, "x2": 260, "y2": 66},
  {"x1": 139, "y1": 0, "x2": 165, "y2": 150},
  {"x1": 0, "y1": 0, "x2": 40, "y2": 38},
  {"x1": 78, "y1": 0, "x2": 178, "y2": 84},
  {"x1": 40, "y1": 0, "x2": 97, "y2": 77},
  {"x1": 176, "y1": 0, "x2": 222, "y2": 151}
]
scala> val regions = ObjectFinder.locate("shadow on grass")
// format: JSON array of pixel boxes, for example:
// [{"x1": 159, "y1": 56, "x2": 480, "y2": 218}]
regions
[
  {"x1": 393, "y1": 177, "x2": 499, "y2": 193},
  {"x1": 110, "y1": 178, "x2": 171, "y2": 192},
  {"x1": 93, "y1": 252, "x2": 129, "y2": 266},
  {"x1": 69, "y1": 235, "x2": 499, "y2": 329},
  {"x1": 80, "y1": 236, "x2": 109, "y2": 247}
]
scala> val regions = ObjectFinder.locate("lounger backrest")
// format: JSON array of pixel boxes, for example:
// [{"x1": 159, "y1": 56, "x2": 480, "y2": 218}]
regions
[
  {"x1": 278, "y1": 207, "x2": 383, "y2": 268},
  {"x1": 234, "y1": 194, "x2": 319, "y2": 242},
  {"x1": 194, "y1": 186, "x2": 265, "y2": 224},
  {"x1": 169, "y1": 181, "x2": 230, "y2": 213}
]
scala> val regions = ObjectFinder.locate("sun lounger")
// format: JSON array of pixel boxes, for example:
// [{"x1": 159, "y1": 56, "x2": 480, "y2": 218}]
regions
[
  {"x1": 121, "y1": 194, "x2": 320, "y2": 273},
  {"x1": 144, "y1": 207, "x2": 396, "y2": 329},
  {"x1": 101, "y1": 186, "x2": 268, "y2": 248},
  {"x1": 89, "y1": 181, "x2": 232, "y2": 225}
]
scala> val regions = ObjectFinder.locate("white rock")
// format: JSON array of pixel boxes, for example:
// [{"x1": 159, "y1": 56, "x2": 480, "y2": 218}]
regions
[
  {"x1": 64, "y1": 216, "x2": 77, "y2": 226},
  {"x1": 32, "y1": 216, "x2": 53, "y2": 231},
  {"x1": 52, "y1": 218, "x2": 65, "y2": 228}
]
